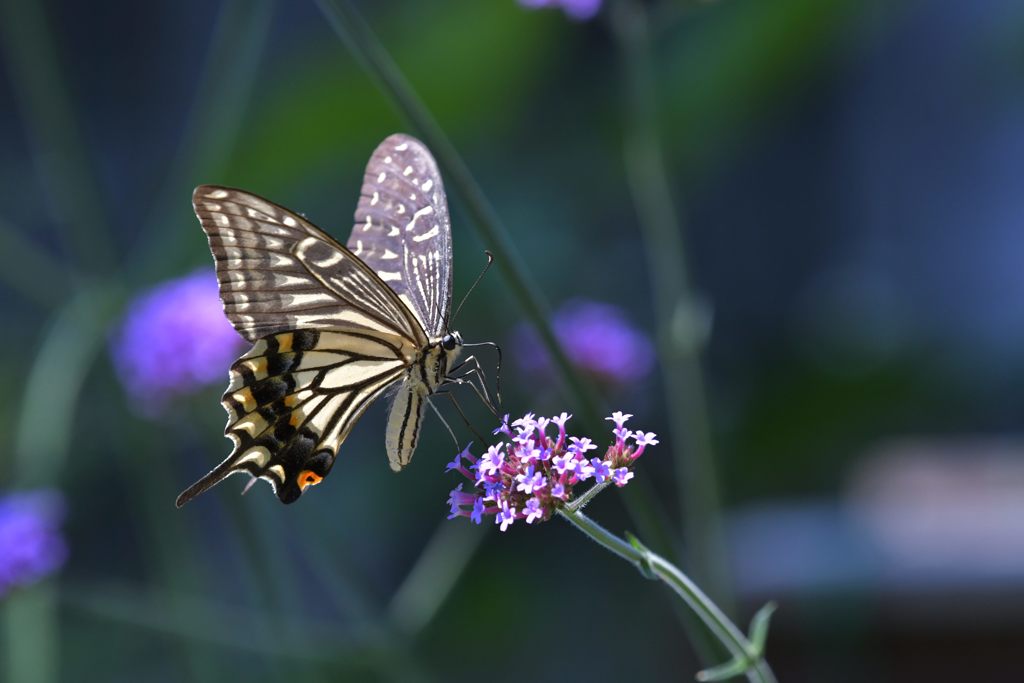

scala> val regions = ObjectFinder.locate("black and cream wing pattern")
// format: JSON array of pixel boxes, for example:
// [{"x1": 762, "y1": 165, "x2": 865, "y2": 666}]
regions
[{"x1": 176, "y1": 134, "x2": 459, "y2": 506}]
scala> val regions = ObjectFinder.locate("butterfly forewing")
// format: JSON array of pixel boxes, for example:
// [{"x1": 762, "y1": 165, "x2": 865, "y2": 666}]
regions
[
  {"x1": 194, "y1": 186, "x2": 423, "y2": 344},
  {"x1": 348, "y1": 134, "x2": 452, "y2": 337}
]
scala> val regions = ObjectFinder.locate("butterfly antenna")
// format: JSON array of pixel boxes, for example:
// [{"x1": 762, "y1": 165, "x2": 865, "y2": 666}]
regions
[{"x1": 450, "y1": 250, "x2": 494, "y2": 328}]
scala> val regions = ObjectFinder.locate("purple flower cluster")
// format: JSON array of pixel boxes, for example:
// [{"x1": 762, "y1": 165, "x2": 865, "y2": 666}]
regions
[
  {"x1": 518, "y1": 0, "x2": 602, "y2": 21},
  {"x1": 446, "y1": 411, "x2": 658, "y2": 531},
  {"x1": 514, "y1": 299, "x2": 655, "y2": 385},
  {"x1": 0, "y1": 490, "x2": 67, "y2": 597},
  {"x1": 112, "y1": 269, "x2": 244, "y2": 413}
]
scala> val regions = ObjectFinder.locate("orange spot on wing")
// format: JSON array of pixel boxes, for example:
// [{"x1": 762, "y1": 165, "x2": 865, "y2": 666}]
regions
[
  {"x1": 232, "y1": 388, "x2": 256, "y2": 412},
  {"x1": 297, "y1": 470, "x2": 323, "y2": 491},
  {"x1": 278, "y1": 333, "x2": 294, "y2": 353}
]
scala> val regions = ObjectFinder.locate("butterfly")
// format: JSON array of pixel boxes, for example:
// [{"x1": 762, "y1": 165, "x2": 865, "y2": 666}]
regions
[{"x1": 176, "y1": 133, "x2": 475, "y2": 506}]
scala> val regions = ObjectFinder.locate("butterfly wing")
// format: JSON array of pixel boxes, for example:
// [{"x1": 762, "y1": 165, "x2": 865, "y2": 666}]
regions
[
  {"x1": 347, "y1": 134, "x2": 453, "y2": 338},
  {"x1": 180, "y1": 185, "x2": 434, "y2": 505},
  {"x1": 194, "y1": 185, "x2": 426, "y2": 345},
  {"x1": 175, "y1": 327, "x2": 416, "y2": 506}
]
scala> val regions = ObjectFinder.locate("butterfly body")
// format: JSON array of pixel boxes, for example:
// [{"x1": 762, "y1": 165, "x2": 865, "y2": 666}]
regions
[{"x1": 176, "y1": 134, "x2": 462, "y2": 506}]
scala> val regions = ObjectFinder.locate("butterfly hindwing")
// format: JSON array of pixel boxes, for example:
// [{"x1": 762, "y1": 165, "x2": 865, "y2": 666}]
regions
[
  {"x1": 348, "y1": 134, "x2": 453, "y2": 337},
  {"x1": 175, "y1": 328, "x2": 416, "y2": 506}
]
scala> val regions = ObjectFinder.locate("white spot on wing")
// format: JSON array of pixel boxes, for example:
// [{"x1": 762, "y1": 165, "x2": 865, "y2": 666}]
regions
[
  {"x1": 377, "y1": 171, "x2": 387, "y2": 183},
  {"x1": 316, "y1": 250, "x2": 343, "y2": 267},
  {"x1": 274, "y1": 273, "x2": 309, "y2": 287},
  {"x1": 282, "y1": 215, "x2": 298, "y2": 227},
  {"x1": 406, "y1": 205, "x2": 434, "y2": 232},
  {"x1": 413, "y1": 225, "x2": 440, "y2": 242},
  {"x1": 237, "y1": 447, "x2": 270, "y2": 467},
  {"x1": 381, "y1": 249, "x2": 398, "y2": 260},
  {"x1": 208, "y1": 189, "x2": 229, "y2": 199},
  {"x1": 395, "y1": 142, "x2": 409, "y2": 151},
  {"x1": 403, "y1": 165, "x2": 413, "y2": 176},
  {"x1": 421, "y1": 179, "x2": 433, "y2": 192},
  {"x1": 370, "y1": 191, "x2": 379, "y2": 206},
  {"x1": 286, "y1": 292, "x2": 336, "y2": 307},
  {"x1": 377, "y1": 270, "x2": 402, "y2": 282},
  {"x1": 387, "y1": 226, "x2": 400, "y2": 237}
]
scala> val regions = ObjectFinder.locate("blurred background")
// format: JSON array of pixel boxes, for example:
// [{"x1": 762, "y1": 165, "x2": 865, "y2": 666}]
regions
[{"x1": 2, "y1": 0, "x2": 1023, "y2": 680}]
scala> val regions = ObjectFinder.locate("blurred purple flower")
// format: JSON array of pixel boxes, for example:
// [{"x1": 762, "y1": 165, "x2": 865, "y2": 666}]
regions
[
  {"x1": 112, "y1": 269, "x2": 244, "y2": 411},
  {"x1": 0, "y1": 490, "x2": 67, "y2": 597},
  {"x1": 513, "y1": 299, "x2": 655, "y2": 385},
  {"x1": 445, "y1": 411, "x2": 657, "y2": 531},
  {"x1": 518, "y1": 0, "x2": 602, "y2": 21}
]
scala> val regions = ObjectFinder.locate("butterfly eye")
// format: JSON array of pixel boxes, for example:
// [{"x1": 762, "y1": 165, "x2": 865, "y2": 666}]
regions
[
  {"x1": 441, "y1": 334, "x2": 458, "y2": 351},
  {"x1": 297, "y1": 470, "x2": 324, "y2": 491}
]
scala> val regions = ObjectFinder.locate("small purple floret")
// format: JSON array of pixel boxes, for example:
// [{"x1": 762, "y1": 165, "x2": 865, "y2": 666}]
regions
[
  {"x1": 612, "y1": 468, "x2": 634, "y2": 487},
  {"x1": 497, "y1": 501, "x2": 516, "y2": 532},
  {"x1": 515, "y1": 467, "x2": 546, "y2": 495},
  {"x1": 471, "y1": 498, "x2": 485, "y2": 524},
  {"x1": 524, "y1": 498, "x2": 543, "y2": 524},
  {"x1": 591, "y1": 459, "x2": 611, "y2": 483}
]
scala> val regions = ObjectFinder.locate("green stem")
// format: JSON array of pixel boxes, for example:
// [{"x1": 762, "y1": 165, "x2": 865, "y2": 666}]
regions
[
  {"x1": 11, "y1": 284, "x2": 123, "y2": 486},
  {"x1": 566, "y1": 480, "x2": 611, "y2": 513},
  {"x1": 387, "y1": 522, "x2": 485, "y2": 635},
  {"x1": 3, "y1": 283, "x2": 122, "y2": 683},
  {"x1": 2, "y1": 584, "x2": 57, "y2": 683},
  {"x1": 609, "y1": 0, "x2": 733, "y2": 607},
  {"x1": 314, "y1": 0, "x2": 603, "y2": 431},
  {"x1": 557, "y1": 508, "x2": 776, "y2": 683}
]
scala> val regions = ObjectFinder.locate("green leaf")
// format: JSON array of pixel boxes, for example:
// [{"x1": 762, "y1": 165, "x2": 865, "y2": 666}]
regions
[
  {"x1": 625, "y1": 531, "x2": 658, "y2": 580},
  {"x1": 746, "y1": 601, "x2": 778, "y2": 658}
]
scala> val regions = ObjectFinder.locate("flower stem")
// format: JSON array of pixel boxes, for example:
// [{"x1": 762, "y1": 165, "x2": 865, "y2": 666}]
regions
[
  {"x1": 557, "y1": 508, "x2": 776, "y2": 683},
  {"x1": 566, "y1": 480, "x2": 611, "y2": 513}
]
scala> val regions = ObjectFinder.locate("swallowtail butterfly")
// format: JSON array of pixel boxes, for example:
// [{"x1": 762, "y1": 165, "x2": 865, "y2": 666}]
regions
[{"x1": 176, "y1": 134, "x2": 467, "y2": 506}]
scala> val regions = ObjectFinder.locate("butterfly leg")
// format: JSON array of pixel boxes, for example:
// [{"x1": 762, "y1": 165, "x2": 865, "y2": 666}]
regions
[
  {"x1": 458, "y1": 341, "x2": 503, "y2": 407},
  {"x1": 421, "y1": 392, "x2": 463, "y2": 448},
  {"x1": 436, "y1": 389, "x2": 488, "y2": 445},
  {"x1": 447, "y1": 355, "x2": 499, "y2": 415}
]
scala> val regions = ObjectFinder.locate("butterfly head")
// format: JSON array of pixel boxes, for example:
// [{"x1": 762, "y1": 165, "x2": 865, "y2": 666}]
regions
[
  {"x1": 441, "y1": 331, "x2": 463, "y2": 352},
  {"x1": 277, "y1": 449, "x2": 335, "y2": 504}
]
